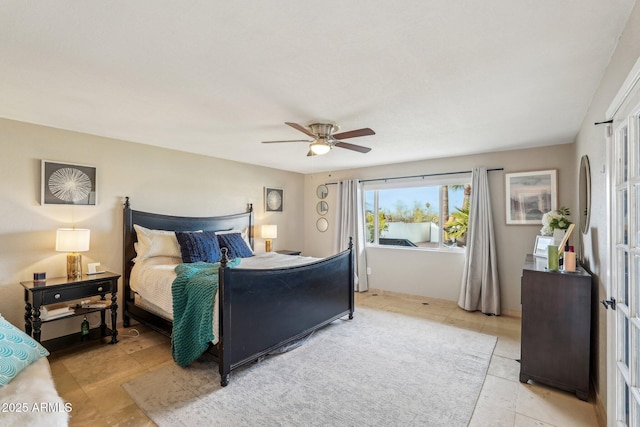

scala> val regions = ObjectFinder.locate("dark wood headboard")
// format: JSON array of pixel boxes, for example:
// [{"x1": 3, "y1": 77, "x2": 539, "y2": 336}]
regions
[{"x1": 122, "y1": 197, "x2": 254, "y2": 296}]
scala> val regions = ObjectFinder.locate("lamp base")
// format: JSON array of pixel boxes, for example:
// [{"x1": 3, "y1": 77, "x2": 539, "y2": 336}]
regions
[
  {"x1": 66, "y1": 253, "x2": 83, "y2": 280},
  {"x1": 265, "y1": 239, "x2": 272, "y2": 252}
]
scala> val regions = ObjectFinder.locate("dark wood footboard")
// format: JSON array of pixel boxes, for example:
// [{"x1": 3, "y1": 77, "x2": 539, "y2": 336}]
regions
[
  {"x1": 122, "y1": 198, "x2": 354, "y2": 387},
  {"x1": 218, "y1": 246, "x2": 354, "y2": 385}
]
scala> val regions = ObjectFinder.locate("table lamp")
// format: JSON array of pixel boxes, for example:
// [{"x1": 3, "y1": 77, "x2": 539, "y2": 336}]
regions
[
  {"x1": 56, "y1": 228, "x2": 90, "y2": 279},
  {"x1": 261, "y1": 225, "x2": 277, "y2": 252}
]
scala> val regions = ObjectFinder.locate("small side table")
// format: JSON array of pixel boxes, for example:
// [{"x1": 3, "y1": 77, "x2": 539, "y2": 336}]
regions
[
  {"x1": 20, "y1": 271, "x2": 120, "y2": 350},
  {"x1": 275, "y1": 250, "x2": 302, "y2": 256}
]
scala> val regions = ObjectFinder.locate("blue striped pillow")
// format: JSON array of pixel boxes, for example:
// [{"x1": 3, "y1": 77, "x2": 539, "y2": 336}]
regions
[
  {"x1": 0, "y1": 314, "x2": 49, "y2": 386},
  {"x1": 217, "y1": 232, "x2": 254, "y2": 258},
  {"x1": 175, "y1": 231, "x2": 222, "y2": 263}
]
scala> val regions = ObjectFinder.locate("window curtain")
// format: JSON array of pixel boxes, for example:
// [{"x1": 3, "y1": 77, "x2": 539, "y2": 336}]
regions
[
  {"x1": 335, "y1": 179, "x2": 369, "y2": 292},
  {"x1": 458, "y1": 167, "x2": 501, "y2": 315}
]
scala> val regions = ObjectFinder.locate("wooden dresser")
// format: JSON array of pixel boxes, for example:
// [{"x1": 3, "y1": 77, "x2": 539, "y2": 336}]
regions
[{"x1": 519, "y1": 254, "x2": 592, "y2": 401}]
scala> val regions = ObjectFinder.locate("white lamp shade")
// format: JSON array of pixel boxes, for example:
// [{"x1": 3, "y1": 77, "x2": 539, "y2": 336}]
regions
[
  {"x1": 56, "y1": 228, "x2": 90, "y2": 252},
  {"x1": 261, "y1": 225, "x2": 278, "y2": 239}
]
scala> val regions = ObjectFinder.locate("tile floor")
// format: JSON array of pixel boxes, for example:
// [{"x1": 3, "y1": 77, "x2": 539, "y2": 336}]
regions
[{"x1": 48, "y1": 290, "x2": 600, "y2": 426}]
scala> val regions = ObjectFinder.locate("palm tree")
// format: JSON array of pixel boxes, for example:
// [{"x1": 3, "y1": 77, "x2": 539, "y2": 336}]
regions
[
  {"x1": 442, "y1": 185, "x2": 466, "y2": 241},
  {"x1": 444, "y1": 207, "x2": 469, "y2": 246},
  {"x1": 442, "y1": 185, "x2": 450, "y2": 227},
  {"x1": 462, "y1": 183, "x2": 471, "y2": 210}
]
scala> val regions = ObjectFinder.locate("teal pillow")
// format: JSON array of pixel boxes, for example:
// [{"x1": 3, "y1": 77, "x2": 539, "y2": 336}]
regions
[{"x1": 0, "y1": 314, "x2": 49, "y2": 386}]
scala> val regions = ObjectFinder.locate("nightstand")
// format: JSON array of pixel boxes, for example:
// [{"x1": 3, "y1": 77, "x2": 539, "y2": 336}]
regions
[
  {"x1": 275, "y1": 250, "x2": 302, "y2": 256},
  {"x1": 20, "y1": 271, "x2": 120, "y2": 351}
]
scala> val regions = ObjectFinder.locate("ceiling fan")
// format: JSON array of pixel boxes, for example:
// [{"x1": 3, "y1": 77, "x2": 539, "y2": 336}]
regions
[{"x1": 262, "y1": 122, "x2": 375, "y2": 156}]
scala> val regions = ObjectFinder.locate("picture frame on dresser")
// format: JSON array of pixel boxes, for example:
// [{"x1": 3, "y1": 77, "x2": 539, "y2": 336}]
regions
[
  {"x1": 533, "y1": 235, "x2": 555, "y2": 258},
  {"x1": 505, "y1": 170, "x2": 557, "y2": 225}
]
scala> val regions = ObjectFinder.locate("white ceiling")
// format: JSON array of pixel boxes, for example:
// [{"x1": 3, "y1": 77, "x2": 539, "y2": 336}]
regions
[{"x1": 0, "y1": 1, "x2": 635, "y2": 174}]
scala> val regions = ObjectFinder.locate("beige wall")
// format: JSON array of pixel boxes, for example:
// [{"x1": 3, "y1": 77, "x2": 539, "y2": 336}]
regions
[
  {"x1": 304, "y1": 143, "x2": 577, "y2": 315},
  {"x1": 1, "y1": 116, "x2": 578, "y2": 332},
  {"x1": 573, "y1": 0, "x2": 640, "y2": 420},
  {"x1": 0, "y1": 118, "x2": 304, "y2": 339}
]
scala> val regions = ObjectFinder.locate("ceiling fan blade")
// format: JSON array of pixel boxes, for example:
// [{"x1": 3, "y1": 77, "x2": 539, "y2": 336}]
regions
[
  {"x1": 332, "y1": 127, "x2": 375, "y2": 140},
  {"x1": 285, "y1": 122, "x2": 316, "y2": 138},
  {"x1": 334, "y1": 141, "x2": 371, "y2": 153},
  {"x1": 262, "y1": 139, "x2": 311, "y2": 144}
]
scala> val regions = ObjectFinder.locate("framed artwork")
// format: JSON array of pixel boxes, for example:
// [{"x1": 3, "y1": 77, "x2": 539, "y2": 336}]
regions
[
  {"x1": 41, "y1": 160, "x2": 97, "y2": 205},
  {"x1": 505, "y1": 170, "x2": 556, "y2": 225},
  {"x1": 533, "y1": 235, "x2": 555, "y2": 258},
  {"x1": 264, "y1": 187, "x2": 284, "y2": 212}
]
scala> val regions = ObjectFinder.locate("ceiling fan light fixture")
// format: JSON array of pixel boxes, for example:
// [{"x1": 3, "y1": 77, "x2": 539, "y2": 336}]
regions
[
  {"x1": 263, "y1": 121, "x2": 373, "y2": 157},
  {"x1": 310, "y1": 141, "x2": 331, "y2": 155}
]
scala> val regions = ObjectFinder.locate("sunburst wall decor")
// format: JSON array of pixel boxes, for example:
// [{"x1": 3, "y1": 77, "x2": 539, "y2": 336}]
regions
[{"x1": 41, "y1": 160, "x2": 97, "y2": 205}]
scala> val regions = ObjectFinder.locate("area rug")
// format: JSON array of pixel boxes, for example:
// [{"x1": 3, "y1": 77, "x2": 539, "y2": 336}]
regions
[{"x1": 122, "y1": 307, "x2": 496, "y2": 426}]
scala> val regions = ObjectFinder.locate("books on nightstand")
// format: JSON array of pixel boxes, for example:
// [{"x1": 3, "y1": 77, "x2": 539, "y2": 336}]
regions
[
  {"x1": 40, "y1": 303, "x2": 73, "y2": 320},
  {"x1": 40, "y1": 300, "x2": 109, "y2": 320}
]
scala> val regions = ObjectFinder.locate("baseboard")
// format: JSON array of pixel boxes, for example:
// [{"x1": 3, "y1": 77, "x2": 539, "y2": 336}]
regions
[{"x1": 365, "y1": 288, "x2": 522, "y2": 318}]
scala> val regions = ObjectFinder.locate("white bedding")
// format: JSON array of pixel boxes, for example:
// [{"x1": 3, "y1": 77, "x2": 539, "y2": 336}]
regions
[
  {"x1": 0, "y1": 358, "x2": 69, "y2": 427},
  {"x1": 130, "y1": 252, "x2": 319, "y2": 344}
]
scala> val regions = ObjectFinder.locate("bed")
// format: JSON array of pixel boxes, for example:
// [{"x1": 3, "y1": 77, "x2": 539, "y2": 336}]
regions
[{"x1": 122, "y1": 197, "x2": 354, "y2": 386}]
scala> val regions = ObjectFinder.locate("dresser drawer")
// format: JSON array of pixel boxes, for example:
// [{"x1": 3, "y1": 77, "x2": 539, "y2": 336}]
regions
[{"x1": 41, "y1": 280, "x2": 114, "y2": 305}]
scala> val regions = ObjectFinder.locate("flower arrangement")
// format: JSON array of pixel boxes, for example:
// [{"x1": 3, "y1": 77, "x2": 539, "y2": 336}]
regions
[{"x1": 540, "y1": 206, "x2": 572, "y2": 236}]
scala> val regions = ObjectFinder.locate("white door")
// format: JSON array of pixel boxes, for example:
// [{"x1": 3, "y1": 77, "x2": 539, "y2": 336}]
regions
[{"x1": 608, "y1": 61, "x2": 640, "y2": 426}]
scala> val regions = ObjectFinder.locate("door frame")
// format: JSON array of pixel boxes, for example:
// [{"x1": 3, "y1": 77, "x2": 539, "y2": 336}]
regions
[{"x1": 607, "y1": 56, "x2": 640, "y2": 427}]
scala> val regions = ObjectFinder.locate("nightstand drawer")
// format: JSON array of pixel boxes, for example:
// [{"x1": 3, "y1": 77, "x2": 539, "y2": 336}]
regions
[{"x1": 41, "y1": 280, "x2": 114, "y2": 305}]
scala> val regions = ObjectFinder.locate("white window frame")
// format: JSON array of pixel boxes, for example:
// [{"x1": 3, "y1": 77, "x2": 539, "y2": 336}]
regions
[{"x1": 363, "y1": 174, "x2": 471, "y2": 252}]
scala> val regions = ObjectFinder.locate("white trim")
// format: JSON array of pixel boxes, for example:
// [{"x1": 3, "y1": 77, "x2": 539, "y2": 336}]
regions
[
  {"x1": 606, "y1": 76, "x2": 640, "y2": 426},
  {"x1": 606, "y1": 120, "x2": 616, "y2": 427},
  {"x1": 607, "y1": 56, "x2": 640, "y2": 120}
]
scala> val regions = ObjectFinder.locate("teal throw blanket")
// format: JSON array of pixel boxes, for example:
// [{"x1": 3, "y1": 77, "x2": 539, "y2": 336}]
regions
[{"x1": 171, "y1": 260, "x2": 239, "y2": 366}]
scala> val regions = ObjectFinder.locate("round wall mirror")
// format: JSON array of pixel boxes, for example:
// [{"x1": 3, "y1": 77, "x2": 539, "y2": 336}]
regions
[
  {"x1": 316, "y1": 217, "x2": 329, "y2": 232},
  {"x1": 316, "y1": 184, "x2": 328, "y2": 199},
  {"x1": 316, "y1": 201, "x2": 329, "y2": 215},
  {"x1": 579, "y1": 155, "x2": 591, "y2": 234}
]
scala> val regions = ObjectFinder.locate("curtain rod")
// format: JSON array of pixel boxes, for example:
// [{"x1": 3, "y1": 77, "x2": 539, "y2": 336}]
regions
[{"x1": 324, "y1": 167, "x2": 504, "y2": 185}]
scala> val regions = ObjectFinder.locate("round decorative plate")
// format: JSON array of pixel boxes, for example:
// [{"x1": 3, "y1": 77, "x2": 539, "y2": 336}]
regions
[{"x1": 266, "y1": 189, "x2": 283, "y2": 211}]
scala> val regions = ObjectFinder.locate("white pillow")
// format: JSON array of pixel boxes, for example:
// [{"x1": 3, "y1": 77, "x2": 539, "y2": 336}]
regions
[
  {"x1": 215, "y1": 228, "x2": 253, "y2": 254},
  {"x1": 133, "y1": 224, "x2": 181, "y2": 261}
]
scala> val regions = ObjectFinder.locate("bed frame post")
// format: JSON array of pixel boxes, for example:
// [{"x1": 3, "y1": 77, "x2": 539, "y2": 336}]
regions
[
  {"x1": 123, "y1": 197, "x2": 132, "y2": 328},
  {"x1": 247, "y1": 203, "x2": 254, "y2": 250},
  {"x1": 218, "y1": 247, "x2": 231, "y2": 386},
  {"x1": 348, "y1": 237, "x2": 355, "y2": 319}
]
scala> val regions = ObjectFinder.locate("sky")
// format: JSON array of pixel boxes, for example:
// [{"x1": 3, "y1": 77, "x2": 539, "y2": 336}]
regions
[{"x1": 366, "y1": 185, "x2": 466, "y2": 214}]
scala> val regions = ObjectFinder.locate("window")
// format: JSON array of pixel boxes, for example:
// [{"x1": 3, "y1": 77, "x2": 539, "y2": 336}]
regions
[{"x1": 364, "y1": 176, "x2": 471, "y2": 251}]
